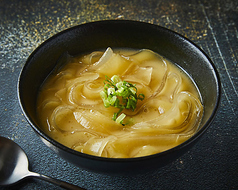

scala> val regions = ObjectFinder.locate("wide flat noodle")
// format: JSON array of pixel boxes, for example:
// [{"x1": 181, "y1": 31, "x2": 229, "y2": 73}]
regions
[
  {"x1": 128, "y1": 49, "x2": 168, "y2": 93},
  {"x1": 73, "y1": 109, "x2": 122, "y2": 135},
  {"x1": 78, "y1": 136, "x2": 117, "y2": 157},
  {"x1": 131, "y1": 92, "x2": 203, "y2": 135},
  {"x1": 105, "y1": 134, "x2": 183, "y2": 158},
  {"x1": 66, "y1": 73, "x2": 103, "y2": 106}
]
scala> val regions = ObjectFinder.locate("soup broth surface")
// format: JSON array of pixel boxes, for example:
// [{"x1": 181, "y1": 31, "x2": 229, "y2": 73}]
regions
[{"x1": 37, "y1": 48, "x2": 203, "y2": 158}]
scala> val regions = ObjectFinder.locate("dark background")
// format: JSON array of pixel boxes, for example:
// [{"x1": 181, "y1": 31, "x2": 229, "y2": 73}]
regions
[{"x1": 0, "y1": 0, "x2": 237, "y2": 189}]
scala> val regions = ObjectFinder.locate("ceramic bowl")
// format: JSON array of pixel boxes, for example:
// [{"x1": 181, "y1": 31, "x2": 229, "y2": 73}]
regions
[{"x1": 18, "y1": 20, "x2": 221, "y2": 175}]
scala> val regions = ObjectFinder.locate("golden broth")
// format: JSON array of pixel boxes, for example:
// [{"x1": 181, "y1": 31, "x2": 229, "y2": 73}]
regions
[{"x1": 37, "y1": 48, "x2": 203, "y2": 158}]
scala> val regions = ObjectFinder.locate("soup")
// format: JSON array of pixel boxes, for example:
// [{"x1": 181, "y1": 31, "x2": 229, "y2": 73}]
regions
[{"x1": 37, "y1": 48, "x2": 203, "y2": 158}]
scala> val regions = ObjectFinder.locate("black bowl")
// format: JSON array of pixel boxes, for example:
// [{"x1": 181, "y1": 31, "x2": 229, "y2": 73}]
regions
[{"x1": 18, "y1": 20, "x2": 221, "y2": 175}]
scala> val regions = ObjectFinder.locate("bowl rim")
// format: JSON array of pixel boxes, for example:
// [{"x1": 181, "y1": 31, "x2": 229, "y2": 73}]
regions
[{"x1": 18, "y1": 19, "x2": 221, "y2": 162}]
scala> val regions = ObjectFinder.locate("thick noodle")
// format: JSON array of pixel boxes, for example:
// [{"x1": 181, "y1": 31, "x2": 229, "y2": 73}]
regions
[{"x1": 37, "y1": 47, "x2": 203, "y2": 158}]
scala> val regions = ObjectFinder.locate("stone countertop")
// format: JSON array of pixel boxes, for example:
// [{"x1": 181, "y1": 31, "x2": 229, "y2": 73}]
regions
[{"x1": 0, "y1": 0, "x2": 237, "y2": 189}]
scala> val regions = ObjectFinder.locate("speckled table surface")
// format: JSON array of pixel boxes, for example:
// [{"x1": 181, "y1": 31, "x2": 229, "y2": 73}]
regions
[{"x1": 0, "y1": 0, "x2": 237, "y2": 189}]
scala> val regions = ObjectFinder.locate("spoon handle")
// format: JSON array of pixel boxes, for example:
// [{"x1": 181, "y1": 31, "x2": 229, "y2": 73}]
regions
[{"x1": 28, "y1": 171, "x2": 85, "y2": 190}]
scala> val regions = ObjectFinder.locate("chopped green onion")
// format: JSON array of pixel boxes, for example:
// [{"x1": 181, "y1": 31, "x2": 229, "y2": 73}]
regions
[
  {"x1": 111, "y1": 75, "x2": 122, "y2": 84},
  {"x1": 100, "y1": 90, "x2": 107, "y2": 100},
  {"x1": 103, "y1": 99, "x2": 110, "y2": 108},
  {"x1": 129, "y1": 87, "x2": 136, "y2": 95},
  {"x1": 100, "y1": 75, "x2": 145, "y2": 125},
  {"x1": 108, "y1": 95, "x2": 117, "y2": 105},
  {"x1": 107, "y1": 87, "x2": 115, "y2": 95},
  {"x1": 116, "y1": 81, "x2": 123, "y2": 89},
  {"x1": 115, "y1": 113, "x2": 126, "y2": 124}
]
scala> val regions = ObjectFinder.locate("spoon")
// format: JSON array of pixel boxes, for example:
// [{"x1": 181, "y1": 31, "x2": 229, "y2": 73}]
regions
[{"x1": 0, "y1": 136, "x2": 85, "y2": 190}]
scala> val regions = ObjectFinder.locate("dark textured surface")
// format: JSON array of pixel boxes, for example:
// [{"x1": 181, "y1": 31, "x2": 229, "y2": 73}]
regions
[{"x1": 0, "y1": 0, "x2": 237, "y2": 189}]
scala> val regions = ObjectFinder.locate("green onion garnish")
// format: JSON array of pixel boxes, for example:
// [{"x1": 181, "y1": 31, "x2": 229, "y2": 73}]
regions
[{"x1": 100, "y1": 75, "x2": 145, "y2": 125}]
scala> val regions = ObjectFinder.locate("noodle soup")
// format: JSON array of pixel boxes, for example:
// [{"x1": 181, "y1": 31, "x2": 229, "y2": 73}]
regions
[{"x1": 37, "y1": 48, "x2": 203, "y2": 158}]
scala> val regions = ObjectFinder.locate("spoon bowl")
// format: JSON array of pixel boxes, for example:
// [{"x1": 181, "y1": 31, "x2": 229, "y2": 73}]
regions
[
  {"x1": 0, "y1": 136, "x2": 29, "y2": 186},
  {"x1": 0, "y1": 136, "x2": 84, "y2": 189}
]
